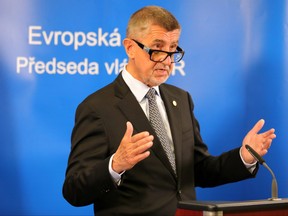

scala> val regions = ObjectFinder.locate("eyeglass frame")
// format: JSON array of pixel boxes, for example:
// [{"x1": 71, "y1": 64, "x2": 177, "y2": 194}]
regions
[{"x1": 131, "y1": 39, "x2": 185, "y2": 63}]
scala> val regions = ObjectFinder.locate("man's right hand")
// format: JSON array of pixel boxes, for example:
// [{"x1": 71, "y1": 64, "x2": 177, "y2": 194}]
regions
[{"x1": 112, "y1": 121, "x2": 154, "y2": 173}]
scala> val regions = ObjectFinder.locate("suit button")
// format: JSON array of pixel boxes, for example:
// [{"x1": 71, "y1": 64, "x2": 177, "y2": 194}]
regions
[{"x1": 177, "y1": 190, "x2": 183, "y2": 200}]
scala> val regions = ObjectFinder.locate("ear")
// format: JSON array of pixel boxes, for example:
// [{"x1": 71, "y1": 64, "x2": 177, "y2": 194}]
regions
[{"x1": 123, "y1": 38, "x2": 136, "y2": 59}]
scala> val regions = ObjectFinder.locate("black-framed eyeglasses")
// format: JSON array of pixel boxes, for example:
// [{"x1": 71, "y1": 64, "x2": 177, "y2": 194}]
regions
[{"x1": 131, "y1": 39, "x2": 185, "y2": 63}]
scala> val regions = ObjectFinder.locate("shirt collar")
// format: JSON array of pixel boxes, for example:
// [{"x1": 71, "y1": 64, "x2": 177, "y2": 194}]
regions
[{"x1": 122, "y1": 66, "x2": 160, "y2": 102}]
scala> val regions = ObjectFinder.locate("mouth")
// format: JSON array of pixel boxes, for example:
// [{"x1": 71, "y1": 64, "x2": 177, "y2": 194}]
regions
[{"x1": 154, "y1": 68, "x2": 168, "y2": 74}]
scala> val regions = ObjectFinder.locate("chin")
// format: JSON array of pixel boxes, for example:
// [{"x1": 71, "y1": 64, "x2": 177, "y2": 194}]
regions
[{"x1": 153, "y1": 78, "x2": 169, "y2": 86}]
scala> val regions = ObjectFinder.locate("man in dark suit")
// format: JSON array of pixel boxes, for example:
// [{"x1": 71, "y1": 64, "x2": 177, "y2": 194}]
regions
[{"x1": 62, "y1": 5, "x2": 276, "y2": 215}]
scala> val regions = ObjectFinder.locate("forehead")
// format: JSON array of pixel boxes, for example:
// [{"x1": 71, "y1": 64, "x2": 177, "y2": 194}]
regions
[{"x1": 141, "y1": 25, "x2": 181, "y2": 44}]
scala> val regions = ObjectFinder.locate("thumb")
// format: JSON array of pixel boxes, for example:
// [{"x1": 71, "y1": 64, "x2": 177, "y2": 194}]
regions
[
  {"x1": 123, "y1": 121, "x2": 133, "y2": 141},
  {"x1": 248, "y1": 119, "x2": 265, "y2": 135}
]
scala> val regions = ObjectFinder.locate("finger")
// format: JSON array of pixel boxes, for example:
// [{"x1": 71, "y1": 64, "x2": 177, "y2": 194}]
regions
[
  {"x1": 265, "y1": 139, "x2": 272, "y2": 147},
  {"x1": 132, "y1": 151, "x2": 151, "y2": 164},
  {"x1": 132, "y1": 140, "x2": 153, "y2": 155},
  {"x1": 132, "y1": 134, "x2": 154, "y2": 147},
  {"x1": 262, "y1": 128, "x2": 276, "y2": 138},
  {"x1": 264, "y1": 138, "x2": 273, "y2": 147},
  {"x1": 259, "y1": 129, "x2": 276, "y2": 148},
  {"x1": 131, "y1": 131, "x2": 151, "y2": 143}
]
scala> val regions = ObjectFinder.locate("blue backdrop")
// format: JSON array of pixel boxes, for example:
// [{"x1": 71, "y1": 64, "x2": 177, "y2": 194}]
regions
[{"x1": 1, "y1": 0, "x2": 287, "y2": 215}]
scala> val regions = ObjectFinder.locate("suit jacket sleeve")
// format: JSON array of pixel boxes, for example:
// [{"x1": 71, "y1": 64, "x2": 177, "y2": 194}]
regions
[
  {"x1": 62, "y1": 99, "x2": 118, "y2": 207},
  {"x1": 187, "y1": 92, "x2": 258, "y2": 187}
]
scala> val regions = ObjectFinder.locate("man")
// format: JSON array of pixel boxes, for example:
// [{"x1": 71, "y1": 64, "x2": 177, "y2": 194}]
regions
[{"x1": 62, "y1": 5, "x2": 276, "y2": 215}]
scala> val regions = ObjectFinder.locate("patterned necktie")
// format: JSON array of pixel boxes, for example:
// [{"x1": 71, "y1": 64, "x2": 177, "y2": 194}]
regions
[{"x1": 146, "y1": 88, "x2": 176, "y2": 174}]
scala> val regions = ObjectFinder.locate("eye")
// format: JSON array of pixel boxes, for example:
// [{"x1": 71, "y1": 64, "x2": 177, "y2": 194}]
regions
[
  {"x1": 151, "y1": 42, "x2": 163, "y2": 50},
  {"x1": 170, "y1": 45, "x2": 178, "y2": 52}
]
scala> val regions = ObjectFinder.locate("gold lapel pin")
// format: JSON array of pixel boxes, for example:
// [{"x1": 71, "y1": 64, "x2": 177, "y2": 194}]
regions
[{"x1": 172, "y1": 100, "x2": 177, "y2": 106}]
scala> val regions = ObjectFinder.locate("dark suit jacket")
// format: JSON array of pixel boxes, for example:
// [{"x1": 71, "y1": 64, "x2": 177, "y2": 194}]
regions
[{"x1": 63, "y1": 73, "x2": 257, "y2": 215}]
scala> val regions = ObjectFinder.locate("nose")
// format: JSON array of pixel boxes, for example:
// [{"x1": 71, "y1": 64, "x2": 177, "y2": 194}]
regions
[{"x1": 162, "y1": 54, "x2": 172, "y2": 65}]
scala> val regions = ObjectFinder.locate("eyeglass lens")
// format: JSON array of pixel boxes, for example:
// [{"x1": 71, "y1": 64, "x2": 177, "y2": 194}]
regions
[{"x1": 151, "y1": 51, "x2": 182, "y2": 63}]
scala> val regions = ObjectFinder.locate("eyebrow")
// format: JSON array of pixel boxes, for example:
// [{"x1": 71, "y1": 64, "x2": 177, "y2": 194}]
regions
[{"x1": 151, "y1": 39, "x2": 179, "y2": 46}]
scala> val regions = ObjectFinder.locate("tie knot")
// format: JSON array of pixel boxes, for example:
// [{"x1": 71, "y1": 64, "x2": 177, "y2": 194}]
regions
[{"x1": 146, "y1": 88, "x2": 156, "y2": 100}]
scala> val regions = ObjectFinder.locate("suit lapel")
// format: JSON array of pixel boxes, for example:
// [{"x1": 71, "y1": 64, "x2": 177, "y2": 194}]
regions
[
  {"x1": 114, "y1": 74, "x2": 153, "y2": 134},
  {"x1": 114, "y1": 75, "x2": 178, "y2": 179}
]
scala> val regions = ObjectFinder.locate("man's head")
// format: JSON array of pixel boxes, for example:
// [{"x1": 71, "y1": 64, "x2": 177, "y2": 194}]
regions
[{"x1": 123, "y1": 6, "x2": 184, "y2": 87}]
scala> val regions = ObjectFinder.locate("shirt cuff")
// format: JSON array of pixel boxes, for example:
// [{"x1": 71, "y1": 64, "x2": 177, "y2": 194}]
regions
[
  {"x1": 239, "y1": 147, "x2": 257, "y2": 173},
  {"x1": 109, "y1": 154, "x2": 125, "y2": 185}
]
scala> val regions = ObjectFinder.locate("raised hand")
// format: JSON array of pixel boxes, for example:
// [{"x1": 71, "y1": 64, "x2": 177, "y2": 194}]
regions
[
  {"x1": 112, "y1": 122, "x2": 154, "y2": 173},
  {"x1": 241, "y1": 119, "x2": 276, "y2": 164}
]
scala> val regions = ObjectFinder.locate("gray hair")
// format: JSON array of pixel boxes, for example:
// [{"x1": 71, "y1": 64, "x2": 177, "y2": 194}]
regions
[{"x1": 126, "y1": 6, "x2": 181, "y2": 39}]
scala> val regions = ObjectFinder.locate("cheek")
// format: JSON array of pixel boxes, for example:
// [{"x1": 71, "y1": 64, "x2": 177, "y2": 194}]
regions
[
  {"x1": 141, "y1": 61, "x2": 155, "y2": 72},
  {"x1": 134, "y1": 60, "x2": 154, "y2": 80},
  {"x1": 169, "y1": 64, "x2": 174, "y2": 73}
]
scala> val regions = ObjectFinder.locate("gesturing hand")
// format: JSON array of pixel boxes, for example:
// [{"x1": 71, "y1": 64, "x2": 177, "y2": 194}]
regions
[
  {"x1": 241, "y1": 119, "x2": 276, "y2": 164},
  {"x1": 112, "y1": 122, "x2": 154, "y2": 174}
]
